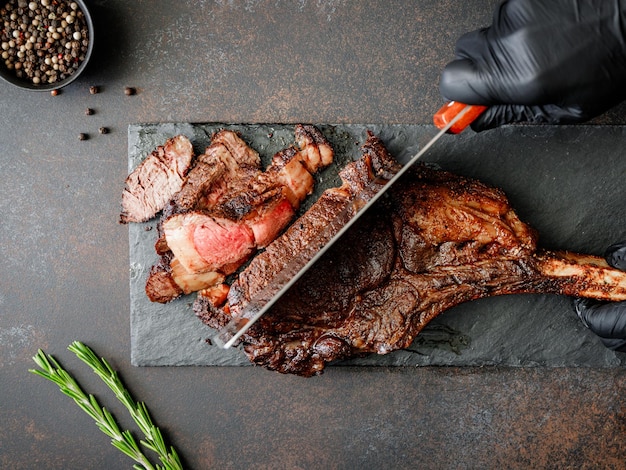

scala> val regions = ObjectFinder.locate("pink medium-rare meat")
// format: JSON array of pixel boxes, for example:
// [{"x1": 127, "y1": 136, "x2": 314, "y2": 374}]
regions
[
  {"x1": 154, "y1": 131, "x2": 264, "y2": 257},
  {"x1": 194, "y1": 132, "x2": 626, "y2": 377},
  {"x1": 142, "y1": 125, "x2": 335, "y2": 303},
  {"x1": 163, "y1": 212, "x2": 256, "y2": 274},
  {"x1": 163, "y1": 188, "x2": 296, "y2": 274},
  {"x1": 243, "y1": 190, "x2": 296, "y2": 248},
  {"x1": 120, "y1": 135, "x2": 194, "y2": 223}
]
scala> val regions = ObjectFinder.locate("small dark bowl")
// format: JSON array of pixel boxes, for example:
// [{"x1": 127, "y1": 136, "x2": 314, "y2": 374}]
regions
[{"x1": 0, "y1": 0, "x2": 94, "y2": 91}]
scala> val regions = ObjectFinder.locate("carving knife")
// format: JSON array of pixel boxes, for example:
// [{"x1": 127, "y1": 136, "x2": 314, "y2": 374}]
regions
[{"x1": 213, "y1": 102, "x2": 487, "y2": 349}]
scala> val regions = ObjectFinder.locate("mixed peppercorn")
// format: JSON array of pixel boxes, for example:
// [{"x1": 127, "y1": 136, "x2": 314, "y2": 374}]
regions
[
  {"x1": 1, "y1": 0, "x2": 89, "y2": 85},
  {"x1": 2, "y1": 2, "x2": 139, "y2": 141}
]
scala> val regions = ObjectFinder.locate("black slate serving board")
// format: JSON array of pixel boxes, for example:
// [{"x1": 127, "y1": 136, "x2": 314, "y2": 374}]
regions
[{"x1": 128, "y1": 123, "x2": 626, "y2": 368}]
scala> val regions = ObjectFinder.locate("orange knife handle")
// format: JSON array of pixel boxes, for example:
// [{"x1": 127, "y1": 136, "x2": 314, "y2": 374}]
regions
[{"x1": 433, "y1": 101, "x2": 488, "y2": 134}]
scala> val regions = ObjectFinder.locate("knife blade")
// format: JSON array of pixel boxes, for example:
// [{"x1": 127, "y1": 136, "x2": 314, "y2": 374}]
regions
[{"x1": 213, "y1": 102, "x2": 487, "y2": 349}]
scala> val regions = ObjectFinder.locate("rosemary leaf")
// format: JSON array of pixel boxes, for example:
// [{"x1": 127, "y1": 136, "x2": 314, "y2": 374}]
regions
[
  {"x1": 140, "y1": 438, "x2": 159, "y2": 454},
  {"x1": 112, "y1": 437, "x2": 142, "y2": 460}
]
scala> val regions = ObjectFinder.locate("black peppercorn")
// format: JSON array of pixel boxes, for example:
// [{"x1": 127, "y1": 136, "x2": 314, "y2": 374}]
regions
[
  {"x1": 84, "y1": 107, "x2": 93, "y2": 115},
  {"x1": 78, "y1": 132, "x2": 88, "y2": 141},
  {"x1": 98, "y1": 127, "x2": 108, "y2": 134},
  {"x1": 89, "y1": 85, "x2": 98, "y2": 94},
  {"x1": 124, "y1": 86, "x2": 135, "y2": 95}
]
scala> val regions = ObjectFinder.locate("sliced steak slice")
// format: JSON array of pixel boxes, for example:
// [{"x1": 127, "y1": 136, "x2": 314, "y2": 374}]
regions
[
  {"x1": 155, "y1": 134, "x2": 263, "y2": 254},
  {"x1": 172, "y1": 146, "x2": 228, "y2": 212},
  {"x1": 295, "y1": 124, "x2": 334, "y2": 172},
  {"x1": 212, "y1": 129, "x2": 261, "y2": 168},
  {"x1": 120, "y1": 135, "x2": 193, "y2": 223},
  {"x1": 145, "y1": 252, "x2": 184, "y2": 304},
  {"x1": 145, "y1": 253, "x2": 225, "y2": 303},
  {"x1": 174, "y1": 131, "x2": 261, "y2": 212},
  {"x1": 163, "y1": 211, "x2": 256, "y2": 274},
  {"x1": 263, "y1": 147, "x2": 315, "y2": 208}
]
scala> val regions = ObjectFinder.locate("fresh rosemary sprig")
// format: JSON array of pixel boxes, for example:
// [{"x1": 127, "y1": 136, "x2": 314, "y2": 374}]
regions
[
  {"x1": 68, "y1": 341, "x2": 182, "y2": 470},
  {"x1": 29, "y1": 342, "x2": 183, "y2": 470}
]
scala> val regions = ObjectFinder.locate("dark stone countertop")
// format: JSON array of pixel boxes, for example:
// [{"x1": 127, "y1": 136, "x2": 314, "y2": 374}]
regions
[{"x1": 3, "y1": 1, "x2": 626, "y2": 468}]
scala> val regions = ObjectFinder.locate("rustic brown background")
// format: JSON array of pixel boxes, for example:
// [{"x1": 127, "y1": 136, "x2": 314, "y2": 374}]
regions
[{"x1": 3, "y1": 1, "x2": 626, "y2": 468}]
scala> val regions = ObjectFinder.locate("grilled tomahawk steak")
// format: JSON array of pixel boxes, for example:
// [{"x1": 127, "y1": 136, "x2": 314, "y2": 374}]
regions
[{"x1": 195, "y1": 132, "x2": 626, "y2": 377}]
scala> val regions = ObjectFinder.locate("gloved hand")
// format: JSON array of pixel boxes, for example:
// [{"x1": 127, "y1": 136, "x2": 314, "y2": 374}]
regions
[
  {"x1": 439, "y1": 0, "x2": 626, "y2": 131},
  {"x1": 575, "y1": 242, "x2": 626, "y2": 352}
]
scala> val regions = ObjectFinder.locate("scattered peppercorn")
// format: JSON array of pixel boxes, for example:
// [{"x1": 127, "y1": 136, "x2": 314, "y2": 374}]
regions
[
  {"x1": 50, "y1": 89, "x2": 58, "y2": 96},
  {"x1": 84, "y1": 107, "x2": 93, "y2": 115},
  {"x1": 1, "y1": 0, "x2": 90, "y2": 86},
  {"x1": 124, "y1": 86, "x2": 135, "y2": 96},
  {"x1": 98, "y1": 126, "x2": 108, "y2": 134},
  {"x1": 89, "y1": 85, "x2": 98, "y2": 94},
  {"x1": 78, "y1": 132, "x2": 87, "y2": 141}
]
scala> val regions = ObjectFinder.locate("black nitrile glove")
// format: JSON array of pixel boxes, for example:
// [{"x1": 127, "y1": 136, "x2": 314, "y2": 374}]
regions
[
  {"x1": 575, "y1": 242, "x2": 626, "y2": 352},
  {"x1": 439, "y1": 0, "x2": 626, "y2": 131}
]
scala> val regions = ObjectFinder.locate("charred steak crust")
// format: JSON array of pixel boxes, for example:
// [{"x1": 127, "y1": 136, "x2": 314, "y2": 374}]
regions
[
  {"x1": 194, "y1": 132, "x2": 626, "y2": 377},
  {"x1": 145, "y1": 251, "x2": 183, "y2": 304}
]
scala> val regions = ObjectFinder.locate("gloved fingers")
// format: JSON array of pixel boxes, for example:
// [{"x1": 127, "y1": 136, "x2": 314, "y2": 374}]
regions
[
  {"x1": 597, "y1": 336, "x2": 626, "y2": 353},
  {"x1": 439, "y1": 59, "x2": 492, "y2": 106},
  {"x1": 574, "y1": 298, "x2": 626, "y2": 340},
  {"x1": 469, "y1": 104, "x2": 587, "y2": 132},
  {"x1": 573, "y1": 241, "x2": 626, "y2": 352},
  {"x1": 605, "y1": 241, "x2": 626, "y2": 270},
  {"x1": 470, "y1": 105, "x2": 527, "y2": 131},
  {"x1": 575, "y1": 299, "x2": 626, "y2": 352},
  {"x1": 453, "y1": 28, "x2": 489, "y2": 62},
  {"x1": 440, "y1": 0, "x2": 626, "y2": 129}
]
